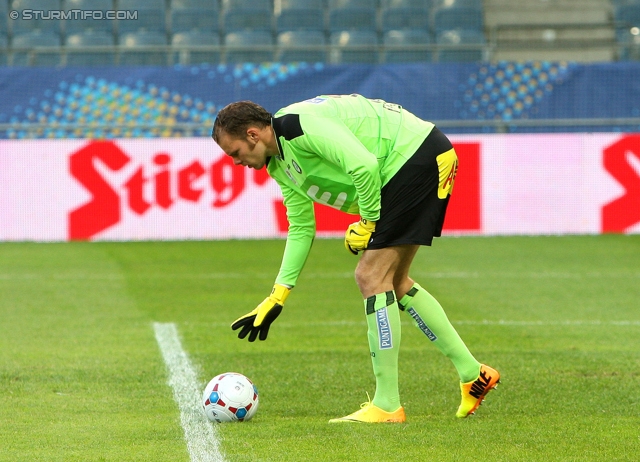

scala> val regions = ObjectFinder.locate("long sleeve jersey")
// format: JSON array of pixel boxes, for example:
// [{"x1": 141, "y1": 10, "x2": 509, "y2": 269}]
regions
[{"x1": 268, "y1": 94, "x2": 434, "y2": 287}]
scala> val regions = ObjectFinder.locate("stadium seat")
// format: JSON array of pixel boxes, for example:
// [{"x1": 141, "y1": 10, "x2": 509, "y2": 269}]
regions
[
  {"x1": 170, "y1": 7, "x2": 220, "y2": 34},
  {"x1": 616, "y1": 27, "x2": 640, "y2": 61},
  {"x1": 432, "y1": 4, "x2": 484, "y2": 36},
  {"x1": 328, "y1": 0, "x2": 377, "y2": 32},
  {"x1": 614, "y1": 3, "x2": 640, "y2": 29},
  {"x1": 64, "y1": 0, "x2": 114, "y2": 34},
  {"x1": 382, "y1": 29, "x2": 432, "y2": 62},
  {"x1": 276, "y1": 30, "x2": 327, "y2": 63},
  {"x1": 172, "y1": 0, "x2": 221, "y2": 8},
  {"x1": 380, "y1": 0, "x2": 432, "y2": 33},
  {"x1": 172, "y1": 31, "x2": 221, "y2": 64},
  {"x1": 221, "y1": 0, "x2": 273, "y2": 33},
  {"x1": 11, "y1": 0, "x2": 62, "y2": 35},
  {"x1": 436, "y1": 28, "x2": 485, "y2": 62},
  {"x1": 275, "y1": 0, "x2": 325, "y2": 33},
  {"x1": 0, "y1": 34, "x2": 7, "y2": 65},
  {"x1": 12, "y1": 30, "x2": 62, "y2": 66},
  {"x1": 329, "y1": 30, "x2": 378, "y2": 64},
  {"x1": 65, "y1": 31, "x2": 116, "y2": 66},
  {"x1": 117, "y1": 0, "x2": 167, "y2": 35},
  {"x1": 119, "y1": 31, "x2": 168, "y2": 65},
  {"x1": 224, "y1": 30, "x2": 274, "y2": 63}
]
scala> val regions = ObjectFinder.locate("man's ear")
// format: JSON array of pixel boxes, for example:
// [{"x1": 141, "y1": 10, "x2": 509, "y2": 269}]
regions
[{"x1": 246, "y1": 127, "x2": 260, "y2": 143}]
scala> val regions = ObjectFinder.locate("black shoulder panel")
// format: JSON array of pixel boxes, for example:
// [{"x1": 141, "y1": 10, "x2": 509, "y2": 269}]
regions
[{"x1": 272, "y1": 113, "x2": 304, "y2": 141}]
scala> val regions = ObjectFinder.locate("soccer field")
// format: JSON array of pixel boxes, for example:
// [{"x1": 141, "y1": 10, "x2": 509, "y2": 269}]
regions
[{"x1": 1, "y1": 236, "x2": 638, "y2": 461}]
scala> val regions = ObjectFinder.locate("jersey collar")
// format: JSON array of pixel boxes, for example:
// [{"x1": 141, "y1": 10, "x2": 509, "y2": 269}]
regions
[{"x1": 271, "y1": 118, "x2": 285, "y2": 161}]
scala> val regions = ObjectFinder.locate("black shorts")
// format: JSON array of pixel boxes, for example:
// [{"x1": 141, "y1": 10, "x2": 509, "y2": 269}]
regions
[{"x1": 367, "y1": 127, "x2": 457, "y2": 249}]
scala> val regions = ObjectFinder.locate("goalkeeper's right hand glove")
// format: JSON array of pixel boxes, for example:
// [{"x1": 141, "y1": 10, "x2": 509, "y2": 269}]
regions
[
  {"x1": 344, "y1": 218, "x2": 376, "y2": 255},
  {"x1": 231, "y1": 284, "x2": 291, "y2": 342}
]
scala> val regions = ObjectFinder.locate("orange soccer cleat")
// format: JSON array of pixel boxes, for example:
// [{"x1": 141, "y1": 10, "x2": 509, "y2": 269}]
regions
[{"x1": 456, "y1": 364, "x2": 500, "y2": 418}]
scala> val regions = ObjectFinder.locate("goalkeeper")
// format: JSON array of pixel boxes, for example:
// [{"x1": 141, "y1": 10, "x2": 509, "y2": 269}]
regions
[{"x1": 212, "y1": 94, "x2": 500, "y2": 423}]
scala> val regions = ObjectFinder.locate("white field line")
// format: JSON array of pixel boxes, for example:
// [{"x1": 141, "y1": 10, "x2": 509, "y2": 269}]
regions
[{"x1": 153, "y1": 322, "x2": 225, "y2": 462}]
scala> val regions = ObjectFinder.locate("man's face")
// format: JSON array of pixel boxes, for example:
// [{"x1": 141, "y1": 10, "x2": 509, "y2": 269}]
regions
[{"x1": 216, "y1": 129, "x2": 268, "y2": 170}]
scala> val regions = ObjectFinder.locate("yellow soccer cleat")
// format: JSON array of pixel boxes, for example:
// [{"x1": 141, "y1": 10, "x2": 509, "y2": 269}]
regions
[
  {"x1": 456, "y1": 364, "x2": 500, "y2": 418},
  {"x1": 329, "y1": 399, "x2": 406, "y2": 423}
]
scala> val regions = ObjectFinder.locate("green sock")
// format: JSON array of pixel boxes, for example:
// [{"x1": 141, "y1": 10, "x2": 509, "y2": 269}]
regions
[
  {"x1": 364, "y1": 291, "x2": 402, "y2": 412},
  {"x1": 399, "y1": 283, "x2": 480, "y2": 383}
]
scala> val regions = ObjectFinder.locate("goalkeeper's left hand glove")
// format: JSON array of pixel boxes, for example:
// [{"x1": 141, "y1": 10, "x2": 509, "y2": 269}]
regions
[
  {"x1": 344, "y1": 218, "x2": 376, "y2": 255},
  {"x1": 231, "y1": 284, "x2": 291, "y2": 342}
]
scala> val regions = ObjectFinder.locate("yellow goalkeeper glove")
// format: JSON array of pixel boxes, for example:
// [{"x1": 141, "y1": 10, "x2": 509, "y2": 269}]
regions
[
  {"x1": 344, "y1": 218, "x2": 376, "y2": 255},
  {"x1": 231, "y1": 284, "x2": 291, "y2": 342}
]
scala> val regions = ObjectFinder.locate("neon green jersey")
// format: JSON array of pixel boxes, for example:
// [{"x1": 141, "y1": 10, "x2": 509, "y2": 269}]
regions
[{"x1": 268, "y1": 94, "x2": 434, "y2": 287}]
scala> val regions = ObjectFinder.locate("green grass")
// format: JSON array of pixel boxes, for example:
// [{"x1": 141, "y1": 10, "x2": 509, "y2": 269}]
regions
[{"x1": 1, "y1": 235, "x2": 639, "y2": 461}]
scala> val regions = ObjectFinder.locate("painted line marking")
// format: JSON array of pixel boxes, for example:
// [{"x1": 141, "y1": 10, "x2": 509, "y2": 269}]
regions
[{"x1": 153, "y1": 322, "x2": 225, "y2": 462}]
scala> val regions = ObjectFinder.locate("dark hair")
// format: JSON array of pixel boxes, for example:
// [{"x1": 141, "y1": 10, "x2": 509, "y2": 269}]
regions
[{"x1": 212, "y1": 101, "x2": 272, "y2": 142}]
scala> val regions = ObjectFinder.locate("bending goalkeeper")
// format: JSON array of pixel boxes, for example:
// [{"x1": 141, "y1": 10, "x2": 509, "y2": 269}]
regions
[{"x1": 212, "y1": 94, "x2": 500, "y2": 423}]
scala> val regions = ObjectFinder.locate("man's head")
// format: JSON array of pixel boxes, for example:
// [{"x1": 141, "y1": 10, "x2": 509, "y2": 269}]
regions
[{"x1": 212, "y1": 101, "x2": 274, "y2": 169}]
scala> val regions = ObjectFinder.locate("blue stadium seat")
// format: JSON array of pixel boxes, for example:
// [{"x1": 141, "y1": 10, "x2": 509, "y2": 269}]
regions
[
  {"x1": 432, "y1": 4, "x2": 484, "y2": 36},
  {"x1": 224, "y1": 30, "x2": 274, "y2": 63},
  {"x1": 383, "y1": 29, "x2": 432, "y2": 62},
  {"x1": 436, "y1": 28, "x2": 485, "y2": 62},
  {"x1": 614, "y1": 3, "x2": 640, "y2": 29},
  {"x1": 172, "y1": 31, "x2": 221, "y2": 64},
  {"x1": 0, "y1": 33, "x2": 7, "y2": 65},
  {"x1": 616, "y1": 27, "x2": 640, "y2": 61},
  {"x1": 119, "y1": 31, "x2": 167, "y2": 65},
  {"x1": 170, "y1": 7, "x2": 219, "y2": 34},
  {"x1": 328, "y1": 0, "x2": 377, "y2": 32},
  {"x1": 0, "y1": 1, "x2": 8, "y2": 36},
  {"x1": 11, "y1": 0, "x2": 62, "y2": 35},
  {"x1": 329, "y1": 30, "x2": 378, "y2": 63},
  {"x1": 172, "y1": 0, "x2": 221, "y2": 8},
  {"x1": 12, "y1": 30, "x2": 62, "y2": 66},
  {"x1": 65, "y1": 31, "x2": 116, "y2": 66},
  {"x1": 276, "y1": 30, "x2": 326, "y2": 63},
  {"x1": 276, "y1": 0, "x2": 325, "y2": 33},
  {"x1": 64, "y1": 0, "x2": 115, "y2": 34},
  {"x1": 381, "y1": 0, "x2": 432, "y2": 32},
  {"x1": 221, "y1": 0, "x2": 273, "y2": 33},
  {"x1": 117, "y1": 0, "x2": 167, "y2": 35}
]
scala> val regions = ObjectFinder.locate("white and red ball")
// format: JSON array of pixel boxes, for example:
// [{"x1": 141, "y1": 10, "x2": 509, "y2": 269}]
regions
[{"x1": 202, "y1": 372, "x2": 259, "y2": 423}]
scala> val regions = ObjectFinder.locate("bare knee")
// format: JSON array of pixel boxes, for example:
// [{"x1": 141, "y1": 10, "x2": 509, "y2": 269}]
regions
[{"x1": 354, "y1": 259, "x2": 394, "y2": 299}]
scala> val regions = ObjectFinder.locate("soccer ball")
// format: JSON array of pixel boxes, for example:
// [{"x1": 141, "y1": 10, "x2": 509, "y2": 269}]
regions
[{"x1": 202, "y1": 372, "x2": 259, "y2": 423}]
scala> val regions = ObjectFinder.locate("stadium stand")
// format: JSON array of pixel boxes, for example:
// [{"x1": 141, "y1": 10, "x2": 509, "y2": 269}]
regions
[
  {"x1": 119, "y1": 30, "x2": 167, "y2": 65},
  {"x1": 275, "y1": 0, "x2": 326, "y2": 33},
  {"x1": 10, "y1": 0, "x2": 62, "y2": 35},
  {"x1": 64, "y1": 0, "x2": 114, "y2": 35},
  {"x1": 65, "y1": 30, "x2": 116, "y2": 66},
  {"x1": 380, "y1": 0, "x2": 432, "y2": 33},
  {"x1": 172, "y1": 30, "x2": 221, "y2": 64},
  {"x1": 116, "y1": 0, "x2": 167, "y2": 35},
  {"x1": 276, "y1": 30, "x2": 327, "y2": 62},
  {"x1": 436, "y1": 28, "x2": 485, "y2": 62},
  {"x1": 1, "y1": 0, "x2": 639, "y2": 65},
  {"x1": 484, "y1": 0, "x2": 616, "y2": 62},
  {"x1": 221, "y1": 0, "x2": 273, "y2": 33},
  {"x1": 12, "y1": 29, "x2": 61, "y2": 66},
  {"x1": 383, "y1": 28, "x2": 432, "y2": 62},
  {"x1": 170, "y1": 2, "x2": 219, "y2": 35},
  {"x1": 224, "y1": 30, "x2": 274, "y2": 63},
  {"x1": 330, "y1": 29, "x2": 379, "y2": 63},
  {"x1": 328, "y1": 0, "x2": 378, "y2": 33}
]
